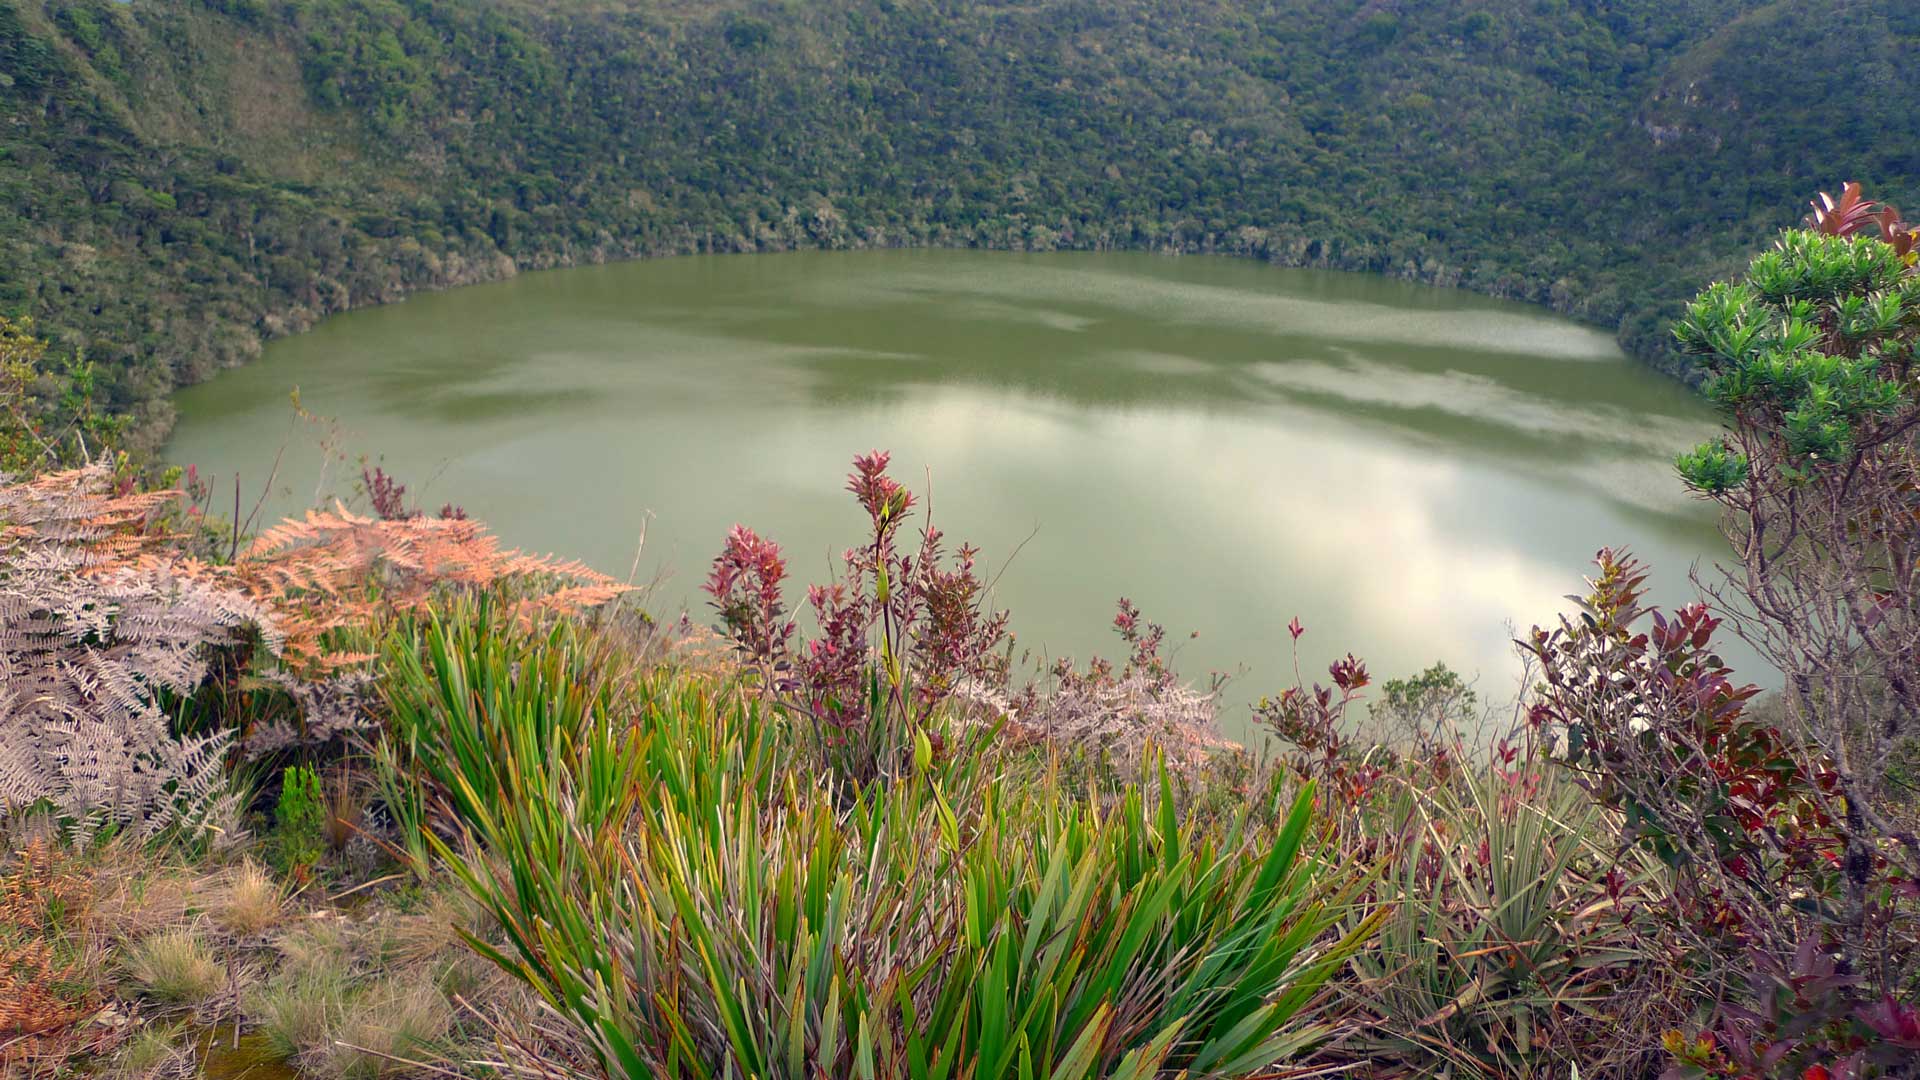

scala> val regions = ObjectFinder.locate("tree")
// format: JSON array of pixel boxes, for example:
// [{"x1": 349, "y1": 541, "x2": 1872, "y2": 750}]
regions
[{"x1": 1671, "y1": 181, "x2": 1919, "y2": 997}]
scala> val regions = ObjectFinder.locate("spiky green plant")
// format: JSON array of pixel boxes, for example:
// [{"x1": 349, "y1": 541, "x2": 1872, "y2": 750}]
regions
[
  {"x1": 271, "y1": 765, "x2": 326, "y2": 878},
  {"x1": 1345, "y1": 766, "x2": 1675, "y2": 1077},
  {"x1": 383, "y1": 604, "x2": 1378, "y2": 1079}
]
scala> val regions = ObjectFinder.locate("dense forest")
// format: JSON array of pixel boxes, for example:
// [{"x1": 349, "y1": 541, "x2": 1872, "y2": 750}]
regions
[{"x1": 2, "y1": 0, "x2": 1918, "y2": 450}]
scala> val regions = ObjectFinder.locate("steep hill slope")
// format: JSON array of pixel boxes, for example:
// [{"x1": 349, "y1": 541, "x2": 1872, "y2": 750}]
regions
[{"x1": 2, "y1": 0, "x2": 1915, "y2": 450}]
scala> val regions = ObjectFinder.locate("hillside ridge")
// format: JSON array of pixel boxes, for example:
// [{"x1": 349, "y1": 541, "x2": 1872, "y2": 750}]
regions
[{"x1": 3, "y1": 0, "x2": 1917, "y2": 451}]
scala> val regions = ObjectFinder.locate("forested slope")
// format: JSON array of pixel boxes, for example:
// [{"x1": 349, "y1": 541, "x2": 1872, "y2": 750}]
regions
[{"x1": 3, "y1": 0, "x2": 1917, "y2": 450}]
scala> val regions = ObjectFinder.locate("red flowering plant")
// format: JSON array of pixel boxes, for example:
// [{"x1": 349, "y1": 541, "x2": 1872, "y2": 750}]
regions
[
  {"x1": 705, "y1": 451, "x2": 1010, "y2": 783},
  {"x1": 1253, "y1": 615, "x2": 1381, "y2": 802}
]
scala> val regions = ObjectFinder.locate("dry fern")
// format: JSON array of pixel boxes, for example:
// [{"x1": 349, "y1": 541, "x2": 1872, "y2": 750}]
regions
[
  {"x1": 0, "y1": 841, "x2": 100, "y2": 1053},
  {"x1": 233, "y1": 503, "x2": 628, "y2": 673},
  {"x1": 0, "y1": 469, "x2": 267, "y2": 840},
  {"x1": 1, "y1": 468, "x2": 628, "y2": 836}
]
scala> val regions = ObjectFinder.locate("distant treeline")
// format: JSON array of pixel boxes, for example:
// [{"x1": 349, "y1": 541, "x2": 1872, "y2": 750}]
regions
[{"x1": 3, "y1": 0, "x2": 1917, "y2": 450}]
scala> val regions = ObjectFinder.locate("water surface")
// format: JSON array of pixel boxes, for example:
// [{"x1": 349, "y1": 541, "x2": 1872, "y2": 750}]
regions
[{"x1": 166, "y1": 250, "x2": 1739, "y2": 738}]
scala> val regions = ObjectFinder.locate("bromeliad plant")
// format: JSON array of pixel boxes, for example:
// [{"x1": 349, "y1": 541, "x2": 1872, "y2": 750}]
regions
[
  {"x1": 386, "y1": 603, "x2": 1380, "y2": 1079},
  {"x1": 706, "y1": 451, "x2": 1011, "y2": 783},
  {"x1": 1346, "y1": 764, "x2": 1685, "y2": 1078}
]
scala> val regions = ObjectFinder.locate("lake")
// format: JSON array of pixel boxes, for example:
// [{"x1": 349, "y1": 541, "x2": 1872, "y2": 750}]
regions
[{"x1": 165, "y1": 250, "x2": 1740, "y2": 739}]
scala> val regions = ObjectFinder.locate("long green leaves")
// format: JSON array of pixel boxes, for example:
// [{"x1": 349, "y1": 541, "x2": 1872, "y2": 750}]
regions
[
  {"x1": 382, "y1": 604, "x2": 1374, "y2": 1078},
  {"x1": 1344, "y1": 767, "x2": 1655, "y2": 1077}
]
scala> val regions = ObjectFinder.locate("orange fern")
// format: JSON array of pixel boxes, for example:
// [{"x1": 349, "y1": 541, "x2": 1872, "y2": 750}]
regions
[
  {"x1": 0, "y1": 842, "x2": 98, "y2": 1046},
  {"x1": 4, "y1": 471, "x2": 629, "y2": 674},
  {"x1": 229, "y1": 502, "x2": 629, "y2": 672}
]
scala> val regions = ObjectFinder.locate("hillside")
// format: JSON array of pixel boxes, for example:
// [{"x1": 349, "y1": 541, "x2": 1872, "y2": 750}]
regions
[{"x1": 3, "y1": 0, "x2": 1917, "y2": 451}]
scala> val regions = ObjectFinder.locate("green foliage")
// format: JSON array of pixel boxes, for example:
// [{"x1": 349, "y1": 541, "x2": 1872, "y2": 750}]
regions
[
  {"x1": 1371, "y1": 660, "x2": 1477, "y2": 741},
  {"x1": 1673, "y1": 438, "x2": 1749, "y2": 494},
  {"x1": 3, "y1": 0, "x2": 1917, "y2": 450},
  {"x1": 723, "y1": 14, "x2": 774, "y2": 52},
  {"x1": 271, "y1": 764, "x2": 326, "y2": 877},
  {"x1": 0, "y1": 316, "x2": 123, "y2": 474},
  {"x1": 1675, "y1": 229, "x2": 1917, "y2": 486},
  {"x1": 383, "y1": 603, "x2": 1379, "y2": 1079}
]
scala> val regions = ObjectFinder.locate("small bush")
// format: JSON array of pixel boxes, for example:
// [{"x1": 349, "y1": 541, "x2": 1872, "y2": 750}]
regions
[{"x1": 272, "y1": 765, "x2": 327, "y2": 879}]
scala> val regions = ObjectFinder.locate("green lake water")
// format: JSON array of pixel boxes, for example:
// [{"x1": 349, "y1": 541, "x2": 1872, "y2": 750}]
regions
[{"x1": 165, "y1": 250, "x2": 1742, "y2": 738}]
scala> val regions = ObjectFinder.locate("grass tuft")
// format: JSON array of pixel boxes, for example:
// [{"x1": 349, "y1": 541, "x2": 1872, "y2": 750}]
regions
[
  {"x1": 217, "y1": 859, "x2": 286, "y2": 937},
  {"x1": 315, "y1": 977, "x2": 457, "y2": 1080},
  {"x1": 248, "y1": 963, "x2": 351, "y2": 1063},
  {"x1": 123, "y1": 928, "x2": 225, "y2": 1006},
  {"x1": 106, "y1": 1023, "x2": 193, "y2": 1080}
]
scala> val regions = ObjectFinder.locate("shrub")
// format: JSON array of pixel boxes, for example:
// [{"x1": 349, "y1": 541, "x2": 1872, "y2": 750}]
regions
[
  {"x1": 1609, "y1": 182, "x2": 1920, "y2": 1075},
  {"x1": 1672, "y1": 184, "x2": 1920, "y2": 925},
  {"x1": 1000, "y1": 599, "x2": 1227, "y2": 770},
  {"x1": 1256, "y1": 627, "x2": 1684, "y2": 1076},
  {"x1": 1253, "y1": 620, "x2": 1378, "y2": 801},
  {"x1": 1527, "y1": 549, "x2": 1920, "y2": 1077},
  {"x1": 0, "y1": 317, "x2": 123, "y2": 475},
  {"x1": 1526, "y1": 550, "x2": 1813, "y2": 948}
]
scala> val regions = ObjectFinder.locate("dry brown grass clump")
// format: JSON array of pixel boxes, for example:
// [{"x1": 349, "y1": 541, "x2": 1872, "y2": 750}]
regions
[{"x1": 216, "y1": 859, "x2": 287, "y2": 938}]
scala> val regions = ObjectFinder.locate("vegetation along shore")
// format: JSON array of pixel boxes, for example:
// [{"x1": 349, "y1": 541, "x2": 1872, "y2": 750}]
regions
[{"x1": 3, "y1": 0, "x2": 1918, "y2": 451}]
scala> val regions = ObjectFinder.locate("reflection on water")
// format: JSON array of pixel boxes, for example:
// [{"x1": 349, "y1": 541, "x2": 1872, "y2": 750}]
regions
[{"x1": 165, "y1": 250, "x2": 1747, "y2": 740}]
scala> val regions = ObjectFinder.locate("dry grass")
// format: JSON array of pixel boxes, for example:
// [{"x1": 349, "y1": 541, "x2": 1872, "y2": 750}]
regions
[
  {"x1": 249, "y1": 961, "x2": 351, "y2": 1063},
  {"x1": 122, "y1": 928, "x2": 226, "y2": 1006},
  {"x1": 272, "y1": 914, "x2": 358, "y2": 978},
  {"x1": 315, "y1": 977, "x2": 456, "y2": 1080},
  {"x1": 385, "y1": 887, "x2": 490, "y2": 966},
  {"x1": 90, "y1": 859, "x2": 197, "y2": 944},
  {"x1": 217, "y1": 859, "x2": 287, "y2": 937},
  {"x1": 246, "y1": 918, "x2": 469, "y2": 1079}
]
